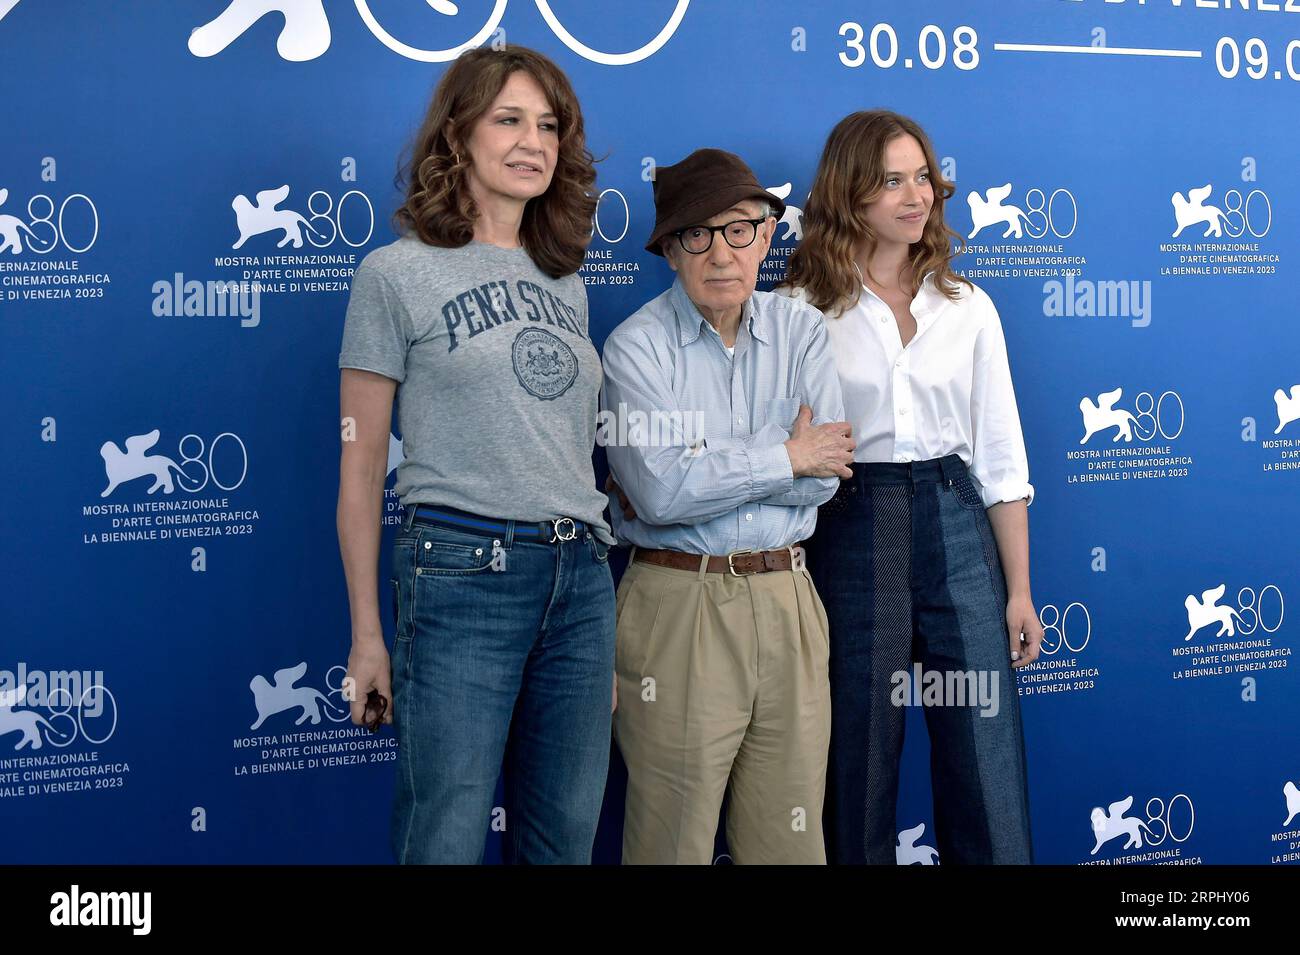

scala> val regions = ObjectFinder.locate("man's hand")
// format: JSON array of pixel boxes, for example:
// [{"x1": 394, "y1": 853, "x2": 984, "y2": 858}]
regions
[
  {"x1": 784, "y1": 405, "x2": 854, "y2": 479},
  {"x1": 605, "y1": 473, "x2": 637, "y2": 521}
]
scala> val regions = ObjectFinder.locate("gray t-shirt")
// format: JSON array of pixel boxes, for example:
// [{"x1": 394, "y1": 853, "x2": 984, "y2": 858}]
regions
[{"x1": 339, "y1": 234, "x2": 613, "y2": 543}]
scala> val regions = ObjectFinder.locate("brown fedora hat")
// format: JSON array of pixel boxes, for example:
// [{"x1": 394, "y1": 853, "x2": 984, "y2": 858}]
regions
[{"x1": 644, "y1": 148, "x2": 786, "y2": 256}]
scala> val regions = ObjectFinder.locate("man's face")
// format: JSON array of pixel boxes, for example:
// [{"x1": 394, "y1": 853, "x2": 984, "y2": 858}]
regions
[{"x1": 664, "y1": 198, "x2": 774, "y2": 318}]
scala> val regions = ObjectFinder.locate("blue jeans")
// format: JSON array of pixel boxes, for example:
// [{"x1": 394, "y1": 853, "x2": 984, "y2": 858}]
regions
[
  {"x1": 388, "y1": 507, "x2": 616, "y2": 864},
  {"x1": 804, "y1": 456, "x2": 1034, "y2": 865}
]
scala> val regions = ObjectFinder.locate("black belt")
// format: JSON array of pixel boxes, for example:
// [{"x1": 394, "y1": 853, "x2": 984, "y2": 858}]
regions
[{"x1": 407, "y1": 504, "x2": 590, "y2": 543}]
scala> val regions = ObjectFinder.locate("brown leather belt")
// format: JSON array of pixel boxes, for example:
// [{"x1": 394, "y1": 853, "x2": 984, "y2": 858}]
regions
[{"x1": 634, "y1": 544, "x2": 805, "y2": 577}]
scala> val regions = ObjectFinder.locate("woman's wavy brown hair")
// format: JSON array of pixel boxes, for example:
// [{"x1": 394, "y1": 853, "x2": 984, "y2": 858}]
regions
[
  {"x1": 785, "y1": 110, "x2": 970, "y2": 316},
  {"x1": 392, "y1": 45, "x2": 596, "y2": 278}
]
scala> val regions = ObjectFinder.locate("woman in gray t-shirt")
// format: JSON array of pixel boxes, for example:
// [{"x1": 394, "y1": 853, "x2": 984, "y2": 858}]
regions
[{"x1": 337, "y1": 46, "x2": 615, "y2": 864}]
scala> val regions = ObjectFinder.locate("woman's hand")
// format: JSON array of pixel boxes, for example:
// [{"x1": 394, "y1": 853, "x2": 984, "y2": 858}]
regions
[
  {"x1": 611, "y1": 671, "x2": 618, "y2": 714},
  {"x1": 985, "y1": 500, "x2": 1041, "y2": 668},
  {"x1": 1006, "y1": 594, "x2": 1043, "y2": 669},
  {"x1": 347, "y1": 634, "x2": 394, "y2": 727},
  {"x1": 338, "y1": 368, "x2": 399, "y2": 727}
]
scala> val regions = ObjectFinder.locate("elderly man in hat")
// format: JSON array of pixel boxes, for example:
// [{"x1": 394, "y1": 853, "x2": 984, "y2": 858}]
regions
[{"x1": 600, "y1": 149, "x2": 854, "y2": 864}]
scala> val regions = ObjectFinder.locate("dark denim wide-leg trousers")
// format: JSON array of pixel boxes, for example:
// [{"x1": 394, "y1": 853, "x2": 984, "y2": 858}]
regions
[{"x1": 805, "y1": 455, "x2": 1034, "y2": 865}]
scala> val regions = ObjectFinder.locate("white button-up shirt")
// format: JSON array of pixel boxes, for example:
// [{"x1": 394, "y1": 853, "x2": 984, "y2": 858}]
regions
[{"x1": 782, "y1": 275, "x2": 1033, "y2": 508}]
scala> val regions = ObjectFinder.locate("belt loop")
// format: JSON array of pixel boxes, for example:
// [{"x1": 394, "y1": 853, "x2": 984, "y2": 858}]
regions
[
  {"x1": 940, "y1": 455, "x2": 961, "y2": 487},
  {"x1": 696, "y1": 554, "x2": 709, "y2": 581},
  {"x1": 504, "y1": 519, "x2": 515, "y2": 548},
  {"x1": 401, "y1": 503, "x2": 416, "y2": 531},
  {"x1": 628, "y1": 544, "x2": 637, "y2": 566}
]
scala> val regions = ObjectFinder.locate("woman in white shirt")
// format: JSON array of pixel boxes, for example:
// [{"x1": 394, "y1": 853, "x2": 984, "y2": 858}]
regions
[{"x1": 782, "y1": 110, "x2": 1044, "y2": 864}]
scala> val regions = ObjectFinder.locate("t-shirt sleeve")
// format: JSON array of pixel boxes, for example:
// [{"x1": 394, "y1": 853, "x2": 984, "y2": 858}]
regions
[
  {"x1": 571, "y1": 275, "x2": 591, "y2": 337},
  {"x1": 338, "y1": 258, "x2": 412, "y2": 383}
]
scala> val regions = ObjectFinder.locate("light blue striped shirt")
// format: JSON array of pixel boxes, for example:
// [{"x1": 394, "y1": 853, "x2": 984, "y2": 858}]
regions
[{"x1": 600, "y1": 278, "x2": 846, "y2": 555}]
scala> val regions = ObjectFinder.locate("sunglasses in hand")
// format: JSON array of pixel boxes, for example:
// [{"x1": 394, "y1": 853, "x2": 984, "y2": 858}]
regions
[{"x1": 363, "y1": 689, "x2": 388, "y2": 733}]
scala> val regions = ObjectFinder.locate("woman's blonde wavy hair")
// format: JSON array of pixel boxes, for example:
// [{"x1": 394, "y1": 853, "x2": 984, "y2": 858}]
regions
[
  {"x1": 785, "y1": 110, "x2": 970, "y2": 316},
  {"x1": 392, "y1": 46, "x2": 596, "y2": 278}
]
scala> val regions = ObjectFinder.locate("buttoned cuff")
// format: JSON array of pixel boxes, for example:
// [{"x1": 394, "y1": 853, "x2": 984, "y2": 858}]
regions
[{"x1": 751, "y1": 442, "x2": 794, "y2": 498}]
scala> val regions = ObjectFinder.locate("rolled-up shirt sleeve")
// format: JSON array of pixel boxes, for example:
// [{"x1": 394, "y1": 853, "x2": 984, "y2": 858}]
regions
[
  {"x1": 969, "y1": 295, "x2": 1034, "y2": 508},
  {"x1": 601, "y1": 328, "x2": 794, "y2": 526}
]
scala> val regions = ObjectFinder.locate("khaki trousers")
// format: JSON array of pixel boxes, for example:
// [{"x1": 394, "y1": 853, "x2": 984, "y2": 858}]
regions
[{"x1": 613, "y1": 554, "x2": 831, "y2": 864}]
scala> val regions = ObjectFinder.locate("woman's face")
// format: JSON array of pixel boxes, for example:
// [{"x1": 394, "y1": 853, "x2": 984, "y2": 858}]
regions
[
  {"x1": 461, "y1": 71, "x2": 560, "y2": 210},
  {"x1": 862, "y1": 134, "x2": 933, "y2": 249}
]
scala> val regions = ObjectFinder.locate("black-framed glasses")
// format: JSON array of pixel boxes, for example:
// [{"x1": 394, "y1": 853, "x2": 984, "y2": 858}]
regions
[{"x1": 673, "y1": 217, "x2": 765, "y2": 255}]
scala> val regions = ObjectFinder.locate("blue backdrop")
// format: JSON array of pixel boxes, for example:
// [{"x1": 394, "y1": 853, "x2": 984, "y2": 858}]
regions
[{"x1": 2, "y1": 0, "x2": 1297, "y2": 865}]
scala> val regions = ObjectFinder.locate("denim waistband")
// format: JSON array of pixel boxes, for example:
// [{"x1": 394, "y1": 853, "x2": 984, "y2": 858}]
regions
[
  {"x1": 849, "y1": 454, "x2": 969, "y2": 487},
  {"x1": 401, "y1": 503, "x2": 592, "y2": 544}
]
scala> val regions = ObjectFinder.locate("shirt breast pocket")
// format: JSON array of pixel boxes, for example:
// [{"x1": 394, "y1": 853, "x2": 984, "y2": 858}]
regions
[{"x1": 764, "y1": 396, "x2": 802, "y2": 432}]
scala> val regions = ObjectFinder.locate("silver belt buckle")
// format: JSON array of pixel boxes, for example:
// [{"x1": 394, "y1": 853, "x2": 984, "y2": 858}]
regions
[
  {"x1": 727, "y1": 549, "x2": 756, "y2": 577},
  {"x1": 550, "y1": 517, "x2": 578, "y2": 542}
]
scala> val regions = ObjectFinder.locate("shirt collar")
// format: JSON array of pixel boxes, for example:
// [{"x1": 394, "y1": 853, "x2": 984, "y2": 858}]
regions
[
  {"x1": 670, "y1": 277, "x2": 768, "y2": 347},
  {"x1": 856, "y1": 268, "x2": 940, "y2": 312}
]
